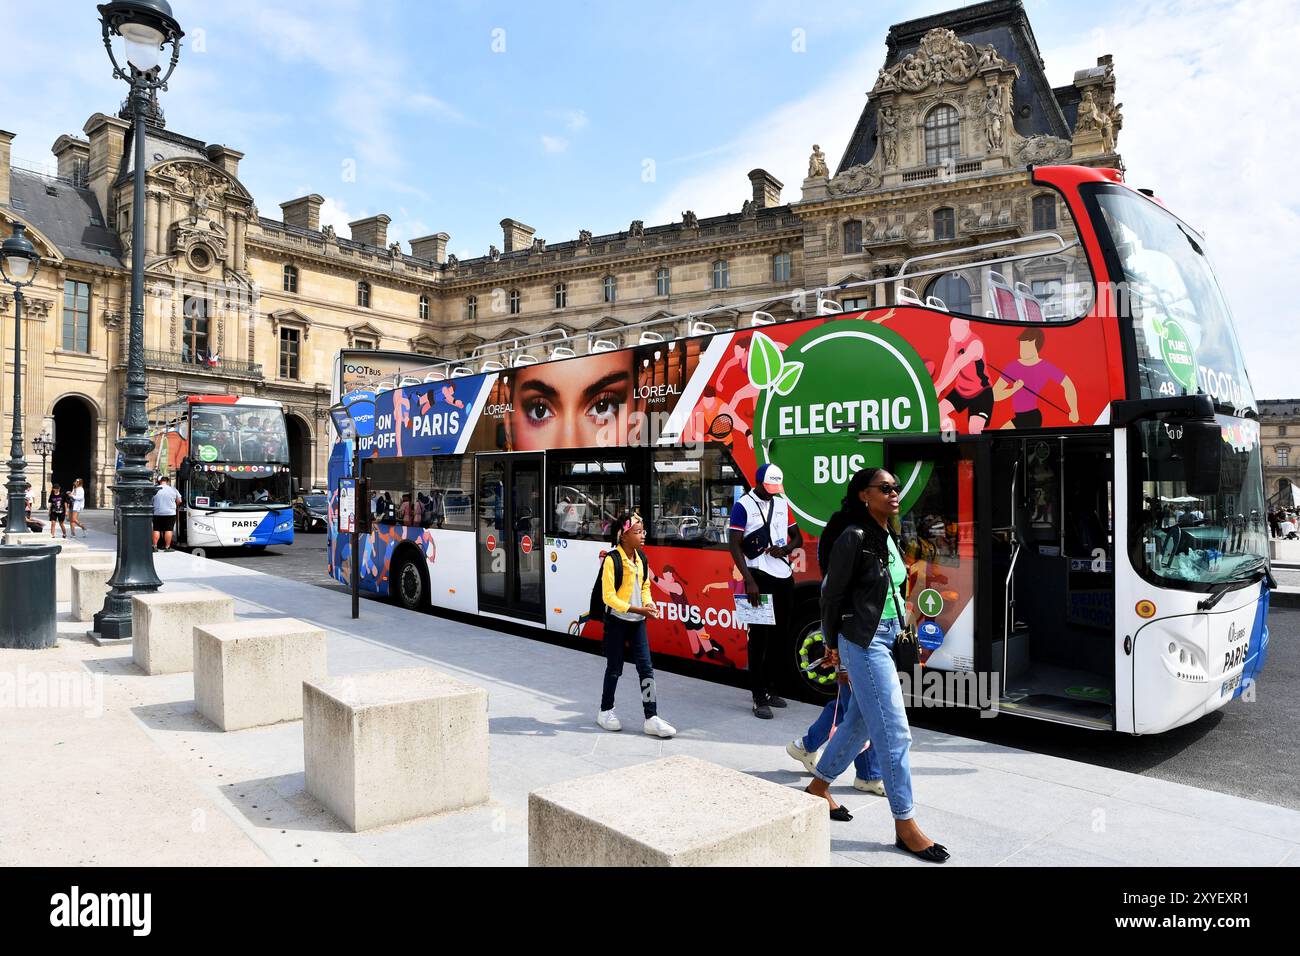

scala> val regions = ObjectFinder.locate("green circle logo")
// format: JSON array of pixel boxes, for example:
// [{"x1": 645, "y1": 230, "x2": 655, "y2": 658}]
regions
[
  {"x1": 1158, "y1": 319, "x2": 1197, "y2": 391},
  {"x1": 754, "y1": 320, "x2": 940, "y2": 532},
  {"x1": 916, "y1": 588, "x2": 944, "y2": 617},
  {"x1": 198, "y1": 444, "x2": 219, "y2": 462}
]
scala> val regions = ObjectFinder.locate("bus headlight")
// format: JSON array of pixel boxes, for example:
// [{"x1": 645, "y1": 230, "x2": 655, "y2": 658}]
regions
[
  {"x1": 192, "y1": 520, "x2": 214, "y2": 533},
  {"x1": 275, "y1": 520, "x2": 292, "y2": 533}
]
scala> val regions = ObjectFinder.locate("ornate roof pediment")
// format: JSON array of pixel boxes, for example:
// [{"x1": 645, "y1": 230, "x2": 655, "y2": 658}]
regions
[
  {"x1": 873, "y1": 28, "x2": 1014, "y2": 94},
  {"x1": 269, "y1": 308, "x2": 313, "y2": 338}
]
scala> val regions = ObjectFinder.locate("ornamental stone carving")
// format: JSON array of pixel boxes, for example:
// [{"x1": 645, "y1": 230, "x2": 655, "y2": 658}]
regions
[
  {"x1": 1016, "y1": 134, "x2": 1073, "y2": 165},
  {"x1": 173, "y1": 163, "x2": 230, "y2": 220},
  {"x1": 873, "y1": 29, "x2": 1012, "y2": 93},
  {"x1": 808, "y1": 144, "x2": 829, "y2": 179},
  {"x1": 578, "y1": 229, "x2": 593, "y2": 246},
  {"x1": 878, "y1": 106, "x2": 899, "y2": 168},
  {"x1": 828, "y1": 164, "x2": 882, "y2": 196},
  {"x1": 681, "y1": 210, "x2": 699, "y2": 230},
  {"x1": 983, "y1": 86, "x2": 1006, "y2": 151},
  {"x1": 628, "y1": 220, "x2": 645, "y2": 238}
]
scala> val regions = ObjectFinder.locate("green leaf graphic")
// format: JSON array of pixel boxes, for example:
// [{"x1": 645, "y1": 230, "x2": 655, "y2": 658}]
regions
[
  {"x1": 748, "y1": 331, "x2": 783, "y2": 388},
  {"x1": 772, "y1": 361, "x2": 804, "y2": 397}
]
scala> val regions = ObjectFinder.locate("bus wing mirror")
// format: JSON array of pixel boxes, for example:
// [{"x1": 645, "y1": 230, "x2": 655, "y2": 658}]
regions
[{"x1": 1181, "y1": 420, "x2": 1221, "y2": 496}]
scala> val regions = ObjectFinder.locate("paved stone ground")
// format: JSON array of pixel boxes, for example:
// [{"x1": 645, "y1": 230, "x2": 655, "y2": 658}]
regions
[{"x1": 3, "y1": 522, "x2": 1299, "y2": 867}]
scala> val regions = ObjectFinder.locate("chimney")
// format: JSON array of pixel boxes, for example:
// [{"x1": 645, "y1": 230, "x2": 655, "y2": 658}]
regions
[
  {"x1": 0, "y1": 130, "x2": 13, "y2": 207},
  {"x1": 349, "y1": 214, "x2": 391, "y2": 249},
  {"x1": 500, "y1": 218, "x2": 536, "y2": 253},
  {"x1": 748, "y1": 168, "x2": 784, "y2": 209},
  {"x1": 52, "y1": 134, "x2": 90, "y2": 187},
  {"x1": 410, "y1": 232, "x2": 450, "y2": 263},
  {"x1": 280, "y1": 194, "x2": 324, "y2": 231},
  {"x1": 205, "y1": 143, "x2": 244, "y2": 179},
  {"x1": 83, "y1": 112, "x2": 130, "y2": 218}
]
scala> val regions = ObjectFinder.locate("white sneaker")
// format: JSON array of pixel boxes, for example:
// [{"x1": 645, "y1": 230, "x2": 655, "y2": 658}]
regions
[
  {"x1": 596, "y1": 709, "x2": 622, "y2": 732},
  {"x1": 853, "y1": 778, "x2": 886, "y2": 796},
  {"x1": 786, "y1": 738, "x2": 820, "y2": 775},
  {"x1": 643, "y1": 715, "x2": 676, "y2": 738}
]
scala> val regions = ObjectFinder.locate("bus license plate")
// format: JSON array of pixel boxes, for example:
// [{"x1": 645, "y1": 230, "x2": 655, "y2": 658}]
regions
[{"x1": 1221, "y1": 674, "x2": 1242, "y2": 697}]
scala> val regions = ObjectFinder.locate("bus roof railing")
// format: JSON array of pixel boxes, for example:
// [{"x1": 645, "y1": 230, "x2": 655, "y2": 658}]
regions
[{"x1": 343, "y1": 230, "x2": 1082, "y2": 388}]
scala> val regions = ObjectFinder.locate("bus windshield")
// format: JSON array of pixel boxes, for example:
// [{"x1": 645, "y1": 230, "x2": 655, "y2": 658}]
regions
[
  {"x1": 189, "y1": 467, "x2": 293, "y2": 511},
  {"x1": 1088, "y1": 184, "x2": 1255, "y2": 413},
  {"x1": 189, "y1": 405, "x2": 290, "y2": 465},
  {"x1": 1132, "y1": 415, "x2": 1268, "y2": 587}
]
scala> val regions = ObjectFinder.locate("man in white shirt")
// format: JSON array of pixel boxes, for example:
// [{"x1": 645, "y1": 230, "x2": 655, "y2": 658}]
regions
[
  {"x1": 728, "y1": 463, "x2": 803, "y2": 719},
  {"x1": 152, "y1": 477, "x2": 184, "y2": 552}
]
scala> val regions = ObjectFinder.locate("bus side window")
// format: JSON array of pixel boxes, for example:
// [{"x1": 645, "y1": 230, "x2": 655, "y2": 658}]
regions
[
  {"x1": 548, "y1": 457, "x2": 638, "y2": 542},
  {"x1": 651, "y1": 447, "x2": 742, "y2": 548}
]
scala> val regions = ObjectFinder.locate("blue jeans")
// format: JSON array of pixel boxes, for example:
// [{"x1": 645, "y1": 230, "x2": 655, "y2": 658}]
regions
[
  {"x1": 813, "y1": 619, "x2": 914, "y2": 820},
  {"x1": 803, "y1": 681, "x2": 882, "y2": 781},
  {"x1": 600, "y1": 616, "x2": 657, "y2": 718}
]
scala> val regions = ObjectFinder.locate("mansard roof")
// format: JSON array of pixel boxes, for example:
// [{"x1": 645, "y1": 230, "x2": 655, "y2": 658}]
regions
[
  {"x1": 5, "y1": 167, "x2": 122, "y2": 265},
  {"x1": 838, "y1": 0, "x2": 1072, "y2": 173}
]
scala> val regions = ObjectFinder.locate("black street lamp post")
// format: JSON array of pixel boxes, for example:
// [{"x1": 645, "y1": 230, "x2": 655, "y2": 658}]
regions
[
  {"x1": 93, "y1": 0, "x2": 183, "y2": 639},
  {"x1": 33, "y1": 432, "x2": 55, "y2": 509},
  {"x1": 1, "y1": 223, "x2": 41, "y2": 537}
]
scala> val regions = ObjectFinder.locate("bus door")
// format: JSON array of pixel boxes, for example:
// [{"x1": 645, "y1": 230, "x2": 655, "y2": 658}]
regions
[
  {"x1": 476, "y1": 453, "x2": 545, "y2": 622},
  {"x1": 987, "y1": 432, "x2": 1115, "y2": 729},
  {"x1": 883, "y1": 437, "x2": 989, "y2": 698}
]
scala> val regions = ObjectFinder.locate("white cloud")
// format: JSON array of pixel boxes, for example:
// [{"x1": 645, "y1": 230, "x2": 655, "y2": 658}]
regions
[
  {"x1": 549, "y1": 108, "x2": 589, "y2": 132},
  {"x1": 406, "y1": 93, "x2": 462, "y2": 122},
  {"x1": 319, "y1": 196, "x2": 356, "y2": 233},
  {"x1": 1039, "y1": 0, "x2": 1300, "y2": 401},
  {"x1": 540, "y1": 135, "x2": 569, "y2": 154}
]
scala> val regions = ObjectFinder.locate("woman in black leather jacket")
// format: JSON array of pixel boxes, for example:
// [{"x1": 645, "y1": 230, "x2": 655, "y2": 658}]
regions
[{"x1": 804, "y1": 467, "x2": 949, "y2": 863}]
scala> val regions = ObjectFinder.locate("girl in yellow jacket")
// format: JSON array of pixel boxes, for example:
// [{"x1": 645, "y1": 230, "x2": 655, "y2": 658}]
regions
[{"x1": 597, "y1": 512, "x2": 676, "y2": 738}]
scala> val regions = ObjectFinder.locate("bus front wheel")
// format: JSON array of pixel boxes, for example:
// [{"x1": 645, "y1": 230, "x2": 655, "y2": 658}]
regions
[{"x1": 392, "y1": 552, "x2": 429, "y2": 612}]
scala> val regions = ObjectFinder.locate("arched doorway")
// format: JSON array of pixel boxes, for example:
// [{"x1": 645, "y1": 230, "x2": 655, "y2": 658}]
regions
[
  {"x1": 285, "y1": 414, "x2": 312, "y2": 493},
  {"x1": 51, "y1": 395, "x2": 98, "y2": 508}
]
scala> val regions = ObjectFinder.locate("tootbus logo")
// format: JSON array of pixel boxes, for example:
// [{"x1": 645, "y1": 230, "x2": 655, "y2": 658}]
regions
[{"x1": 752, "y1": 321, "x2": 940, "y2": 531}]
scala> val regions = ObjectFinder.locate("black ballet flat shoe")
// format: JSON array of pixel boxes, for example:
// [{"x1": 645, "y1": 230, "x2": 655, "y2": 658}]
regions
[
  {"x1": 804, "y1": 787, "x2": 852, "y2": 821},
  {"x1": 895, "y1": 838, "x2": 950, "y2": 863}
]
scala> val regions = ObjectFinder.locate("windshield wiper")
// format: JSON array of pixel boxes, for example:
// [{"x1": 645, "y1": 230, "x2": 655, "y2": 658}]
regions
[{"x1": 1198, "y1": 562, "x2": 1267, "y2": 611}]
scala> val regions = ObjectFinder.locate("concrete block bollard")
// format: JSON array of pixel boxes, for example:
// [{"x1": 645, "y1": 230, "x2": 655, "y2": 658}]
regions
[
  {"x1": 303, "y1": 668, "x2": 489, "y2": 832},
  {"x1": 56, "y1": 549, "x2": 113, "y2": 602},
  {"x1": 193, "y1": 618, "x2": 326, "y2": 731},
  {"x1": 528, "y1": 755, "x2": 829, "y2": 867},
  {"x1": 132, "y1": 590, "x2": 235, "y2": 675},
  {"x1": 70, "y1": 563, "x2": 116, "y2": 622}
]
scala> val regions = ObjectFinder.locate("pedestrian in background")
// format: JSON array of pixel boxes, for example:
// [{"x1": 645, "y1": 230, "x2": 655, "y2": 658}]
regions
[
  {"x1": 596, "y1": 511, "x2": 676, "y2": 739},
  {"x1": 68, "y1": 478, "x2": 87, "y2": 538},
  {"x1": 48, "y1": 483, "x2": 68, "y2": 539},
  {"x1": 152, "y1": 476, "x2": 183, "y2": 552}
]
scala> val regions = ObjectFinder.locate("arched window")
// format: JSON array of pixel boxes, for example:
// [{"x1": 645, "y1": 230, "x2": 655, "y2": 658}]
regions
[
  {"x1": 772, "y1": 252, "x2": 792, "y2": 283},
  {"x1": 466, "y1": 295, "x2": 478, "y2": 321},
  {"x1": 712, "y1": 259, "x2": 729, "y2": 290},
  {"x1": 1032, "y1": 194, "x2": 1057, "y2": 231},
  {"x1": 932, "y1": 207, "x2": 956, "y2": 240},
  {"x1": 927, "y1": 273, "x2": 972, "y2": 314},
  {"x1": 357, "y1": 281, "x2": 371, "y2": 308},
  {"x1": 509, "y1": 289, "x2": 521, "y2": 315},
  {"x1": 554, "y1": 283, "x2": 567, "y2": 309},
  {"x1": 655, "y1": 267, "x2": 670, "y2": 297},
  {"x1": 842, "y1": 220, "x2": 863, "y2": 253},
  {"x1": 603, "y1": 275, "x2": 617, "y2": 304},
  {"x1": 282, "y1": 264, "x2": 298, "y2": 294},
  {"x1": 924, "y1": 105, "x2": 960, "y2": 166},
  {"x1": 418, "y1": 294, "x2": 430, "y2": 321}
]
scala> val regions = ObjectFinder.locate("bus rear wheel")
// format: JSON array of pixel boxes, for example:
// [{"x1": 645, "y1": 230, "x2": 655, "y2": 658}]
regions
[
  {"x1": 791, "y1": 611, "x2": 838, "y2": 701},
  {"x1": 392, "y1": 552, "x2": 429, "y2": 612}
]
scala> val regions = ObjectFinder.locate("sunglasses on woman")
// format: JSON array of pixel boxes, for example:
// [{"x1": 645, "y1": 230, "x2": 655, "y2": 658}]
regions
[{"x1": 870, "y1": 482, "x2": 902, "y2": 496}]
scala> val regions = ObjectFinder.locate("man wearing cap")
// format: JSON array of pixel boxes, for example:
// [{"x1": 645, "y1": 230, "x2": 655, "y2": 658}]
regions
[{"x1": 729, "y1": 463, "x2": 803, "y2": 719}]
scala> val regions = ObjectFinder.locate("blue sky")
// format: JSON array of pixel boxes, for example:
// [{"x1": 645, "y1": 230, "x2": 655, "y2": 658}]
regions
[{"x1": 2, "y1": 0, "x2": 1298, "y2": 398}]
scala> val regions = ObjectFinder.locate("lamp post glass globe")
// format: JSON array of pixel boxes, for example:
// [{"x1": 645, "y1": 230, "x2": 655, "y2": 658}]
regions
[
  {"x1": 1, "y1": 224, "x2": 40, "y2": 284},
  {"x1": 98, "y1": 0, "x2": 184, "y2": 76}
]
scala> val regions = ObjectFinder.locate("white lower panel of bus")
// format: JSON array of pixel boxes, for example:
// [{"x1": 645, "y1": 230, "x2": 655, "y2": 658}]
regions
[
  {"x1": 546, "y1": 537, "x2": 605, "y2": 636},
  {"x1": 424, "y1": 529, "x2": 478, "y2": 614}
]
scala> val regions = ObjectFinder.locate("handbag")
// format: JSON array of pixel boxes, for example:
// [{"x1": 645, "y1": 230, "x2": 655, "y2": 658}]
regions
[{"x1": 877, "y1": 544, "x2": 920, "y2": 672}]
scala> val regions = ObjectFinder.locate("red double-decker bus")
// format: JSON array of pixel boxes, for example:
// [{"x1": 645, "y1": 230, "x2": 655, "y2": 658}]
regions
[{"x1": 327, "y1": 165, "x2": 1269, "y2": 734}]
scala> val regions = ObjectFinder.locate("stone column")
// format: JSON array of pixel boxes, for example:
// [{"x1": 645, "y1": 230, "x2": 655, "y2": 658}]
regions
[
  {"x1": 233, "y1": 213, "x2": 246, "y2": 273},
  {"x1": 223, "y1": 209, "x2": 236, "y2": 271},
  {"x1": 153, "y1": 191, "x2": 167, "y2": 258}
]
